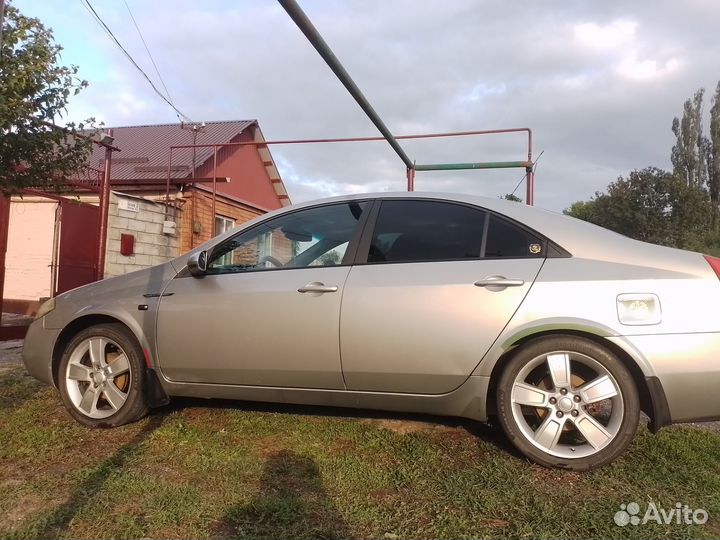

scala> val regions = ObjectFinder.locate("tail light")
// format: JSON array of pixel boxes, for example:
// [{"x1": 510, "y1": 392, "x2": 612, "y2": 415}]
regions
[{"x1": 704, "y1": 255, "x2": 720, "y2": 279}]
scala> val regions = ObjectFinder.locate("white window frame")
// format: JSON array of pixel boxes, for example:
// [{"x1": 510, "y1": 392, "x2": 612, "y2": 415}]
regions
[
  {"x1": 214, "y1": 215, "x2": 235, "y2": 266},
  {"x1": 215, "y1": 215, "x2": 235, "y2": 236}
]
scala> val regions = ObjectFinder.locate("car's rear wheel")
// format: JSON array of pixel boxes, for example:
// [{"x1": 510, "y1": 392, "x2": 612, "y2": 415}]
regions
[
  {"x1": 58, "y1": 323, "x2": 149, "y2": 427},
  {"x1": 496, "y1": 336, "x2": 640, "y2": 470}
]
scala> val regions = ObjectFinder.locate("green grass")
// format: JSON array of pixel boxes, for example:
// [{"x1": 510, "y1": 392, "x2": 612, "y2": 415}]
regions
[{"x1": 1, "y1": 367, "x2": 719, "y2": 539}]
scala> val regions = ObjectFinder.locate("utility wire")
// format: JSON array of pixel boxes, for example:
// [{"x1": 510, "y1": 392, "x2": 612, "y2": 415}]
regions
[
  {"x1": 79, "y1": 0, "x2": 193, "y2": 122},
  {"x1": 122, "y1": 0, "x2": 176, "y2": 113},
  {"x1": 510, "y1": 150, "x2": 545, "y2": 198}
]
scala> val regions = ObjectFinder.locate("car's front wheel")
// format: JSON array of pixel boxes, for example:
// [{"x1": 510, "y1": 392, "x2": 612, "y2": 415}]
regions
[
  {"x1": 496, "y1": 336, "x2": 640, "y2": 470},
  {"x1": 58, "y1": 323, "x2": 149, "y2": 427}
]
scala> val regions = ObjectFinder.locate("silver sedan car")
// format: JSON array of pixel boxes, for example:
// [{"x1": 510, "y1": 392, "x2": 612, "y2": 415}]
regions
[{"x1": 23, "y1": 192, "x2": 720, "y2": 470}]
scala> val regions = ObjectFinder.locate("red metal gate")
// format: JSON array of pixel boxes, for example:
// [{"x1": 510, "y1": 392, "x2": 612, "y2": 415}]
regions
[{"x1": 55, "y1": 200, "x2": 100, "y2": 296}]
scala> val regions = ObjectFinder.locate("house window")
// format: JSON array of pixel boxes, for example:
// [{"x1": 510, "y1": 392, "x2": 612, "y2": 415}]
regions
[
  {"x1": 214, "y1": 216, "x2": 235, "y2": 266},
  {"x1": 215, "y1": 215, "x2": 235, "y2": 237}
]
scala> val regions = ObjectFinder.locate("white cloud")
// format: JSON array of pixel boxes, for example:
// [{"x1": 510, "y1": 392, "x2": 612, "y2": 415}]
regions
[
  {"x1": 617, "y1": 56, "x2": 680, "y2": 81},
  {"x1": 573, "y1": 20, "x2": 637, "y2": 50},
  {"x1": 461, "y1": 83, "x2": 508, "y2": 102}
]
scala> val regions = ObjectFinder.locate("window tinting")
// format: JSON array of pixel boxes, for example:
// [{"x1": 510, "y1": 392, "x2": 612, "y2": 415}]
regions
[
  {"x1": 207, "y1": 201, "x2": 367, "y2": 273},
  {"x1": 368, "y1": 200, "x2": 486, "y2": 263},
  {"x1": 484, "y1": 214, "x2": 543, "y2": 258}
]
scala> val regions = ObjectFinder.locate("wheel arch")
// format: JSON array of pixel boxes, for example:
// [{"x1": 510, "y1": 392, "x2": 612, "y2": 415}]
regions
[
  {"x1": 51, "y1": 314, "x2": 144, "y2": 387},
  {"x1": 484, "y1": 329, "x2": 667, "y2": 431}
]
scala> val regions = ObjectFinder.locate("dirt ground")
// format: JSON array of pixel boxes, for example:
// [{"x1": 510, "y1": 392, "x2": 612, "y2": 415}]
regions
[{"x1": 0, "y1": 340, "x2": 23, "y2": 372}]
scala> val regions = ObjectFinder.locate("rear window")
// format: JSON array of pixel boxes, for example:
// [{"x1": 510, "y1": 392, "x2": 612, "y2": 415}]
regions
[
  {"x1": 368, "y1": 200, "x2": 486, "y2": 263},
  {"x1": 484, "y1": 214, "x2": 544, "y2": 258}
]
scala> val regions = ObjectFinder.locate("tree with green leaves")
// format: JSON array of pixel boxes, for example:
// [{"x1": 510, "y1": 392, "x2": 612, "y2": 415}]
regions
[
  {"x1": 708, "y1": 82, "x2": 720, "y2": 228},
  {"x1": 671, "y1": 89, "x2": 706, "y2": 188},
  {"x1": 0, "y1": 1, "x2": 96, "y2": 194},
  {"x1": 564, "y1": 167, "x2": 711, "y2": 249}
]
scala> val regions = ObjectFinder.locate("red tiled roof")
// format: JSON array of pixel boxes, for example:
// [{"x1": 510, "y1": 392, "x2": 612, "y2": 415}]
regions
[{"x1": 87, "y1": 120, "x2": 256, "y2": 180}]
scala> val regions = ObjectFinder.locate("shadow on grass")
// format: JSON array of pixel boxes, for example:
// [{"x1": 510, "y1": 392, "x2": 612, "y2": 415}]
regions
[
  {"x1": 161, "y1": 396, "x2": 521, "y2": 458},
  {"x1": 0, "y1": 368, "x2": 46, "y2": 412},
  {"x1": 218, "y1": 450, "x2": 352, "y2": 540},
  {"x1": 14, "y1": 414, "x2": 166, "y2": 540}
]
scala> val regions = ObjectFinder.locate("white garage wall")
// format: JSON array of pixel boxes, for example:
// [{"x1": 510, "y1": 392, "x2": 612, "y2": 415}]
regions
[{"x1": 5, "y1": 200, "x2": 58, "y2": 302}]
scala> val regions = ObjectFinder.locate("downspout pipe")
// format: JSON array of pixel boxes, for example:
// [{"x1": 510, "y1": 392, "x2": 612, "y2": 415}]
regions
[{"x1": 278, "y1": 0, "x2": 414, "y2": 170}]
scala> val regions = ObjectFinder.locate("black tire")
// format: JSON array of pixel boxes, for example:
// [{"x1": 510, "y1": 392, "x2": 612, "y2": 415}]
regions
[
  {"x1": 58, "y1": 323, "x2": 149, "y2": 428},
  {"x1": 496, "y1": 335, "x2": 640, "y2": 471}
]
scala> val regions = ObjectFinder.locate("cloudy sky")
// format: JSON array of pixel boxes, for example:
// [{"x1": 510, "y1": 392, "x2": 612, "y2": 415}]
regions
[{"x1": 14, "y1": 0, "x2": 720, "y2": 210}]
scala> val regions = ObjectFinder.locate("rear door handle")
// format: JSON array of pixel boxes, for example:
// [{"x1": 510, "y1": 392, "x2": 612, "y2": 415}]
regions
[
  {"x1": 297, "y1": 282, "x2": 339, "y2": 293},
  {"x1": 474, "y1": 276, "x2": 525, "y2": 288}
]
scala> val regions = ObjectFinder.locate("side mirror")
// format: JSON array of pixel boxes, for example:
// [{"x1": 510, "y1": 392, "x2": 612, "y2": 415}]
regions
[{"x1": 187, "y1": 250, "x2": 208, "y2": 277}]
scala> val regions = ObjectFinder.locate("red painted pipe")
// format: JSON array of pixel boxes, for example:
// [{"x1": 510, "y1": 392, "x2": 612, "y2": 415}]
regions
[
  {"x1": 0, "y1": 194, "x2": 9, "y2": 324},
  {"x1": 168, "y1": 127, "x2": 534, "y2": 204},
  {"x1": 97, "y1": 130, "x2": 113, "y2": 280}
]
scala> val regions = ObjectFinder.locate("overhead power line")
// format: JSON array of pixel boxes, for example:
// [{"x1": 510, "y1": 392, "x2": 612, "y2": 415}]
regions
[
  {"x1": 79, "y1": 0, "x2": 193, "y2": 123},
  {"x1": 121, "y1": 0, "x2": 175, "y2": 110}
]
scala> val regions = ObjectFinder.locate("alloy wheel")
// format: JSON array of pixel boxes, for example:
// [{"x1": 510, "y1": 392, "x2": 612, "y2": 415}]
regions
[
  {"x1": 510, "y1": 350, "x2": 624, "y2": 459},
  {"x1": 64, "y1": 337, "x2": 132, "y2": 419}
]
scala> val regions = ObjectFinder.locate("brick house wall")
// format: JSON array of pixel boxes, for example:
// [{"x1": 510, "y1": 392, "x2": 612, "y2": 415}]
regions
[
  {"x1": 105, "y1": 192, "x2": 181, "y2": 277},
  {"x1": 179, "y1": 189, "x2": 264, "y2": 253}
]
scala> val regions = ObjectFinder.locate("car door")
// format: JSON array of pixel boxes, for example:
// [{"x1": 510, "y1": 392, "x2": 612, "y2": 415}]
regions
[
  {"x1": 156, "y1": 200, "x2": 369, "y2": 388},
  {"x1": 340, "y1": 199, "x2": 546, "y2": 394}
]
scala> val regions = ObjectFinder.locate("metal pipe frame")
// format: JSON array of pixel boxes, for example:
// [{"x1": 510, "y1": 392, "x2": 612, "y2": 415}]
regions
[
  {"x1": 167, "y1": 127, "x2": 534, "y2": 203},
  {"x1": 168, "y1": 128, "x2": 532, "y2": 152},
  {"x1": 415, "y1": 160, "x2": 533, "y2": 171},
  {"x1": 274, "y1": 0, "x2": 535, "y2": 203}
]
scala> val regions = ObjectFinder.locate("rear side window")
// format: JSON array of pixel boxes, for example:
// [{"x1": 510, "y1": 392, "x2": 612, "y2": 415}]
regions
[
  {"x1": 484, "y1": 214, "x2": 544, "y2": 258},
  {"x1": 368, "y1": 200, "x2": 486, "y2": 263}
]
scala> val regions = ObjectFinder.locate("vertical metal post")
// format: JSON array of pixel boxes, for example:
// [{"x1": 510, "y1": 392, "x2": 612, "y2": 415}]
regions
[
  {"x1": 525, "y1": 166, "x2": 534, "y2": 206},
  {"x1": 164, "y1": 147, "x2": 173, "y2": 218},
  {"x1": 211, "y1": 146, "x2": 217, "y2": 237},
  {"x1": 0, "y1": 194, "x2": 10, "y2": 324},
  {"x1": 406, "y1": 167, "x2": 415, "y2": 192},
  {"x1": 190, "y1": 128, "x2": 199, "y2": 248},
  {"x1": 97, "y1": 130, "x2": 113, "y2": 280}
]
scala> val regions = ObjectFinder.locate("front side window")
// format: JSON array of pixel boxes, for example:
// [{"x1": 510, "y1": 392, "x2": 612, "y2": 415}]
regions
[
  {"x1": 214, "y1": 216, "x2": 236, "y2": 266},
  {"x1": 207, "y1": 201, "x2": 367, "y2": 273},
  {"x1": 368, "y1": 200, "x2": 486, "y2": 263}
]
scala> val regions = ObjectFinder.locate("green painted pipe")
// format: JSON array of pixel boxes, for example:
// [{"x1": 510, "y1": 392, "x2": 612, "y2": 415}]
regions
[{"x1": 415, "y1": 161, "x2": 533, "y2": 171}]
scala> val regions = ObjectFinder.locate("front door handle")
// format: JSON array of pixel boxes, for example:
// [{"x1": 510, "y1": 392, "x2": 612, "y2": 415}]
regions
[
  {"x1": 297, "y1": 282, "x2": 339, "y2": 293},
  {"x1": 474, "y1": 276, "x2": 525, "y2": 288}
]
